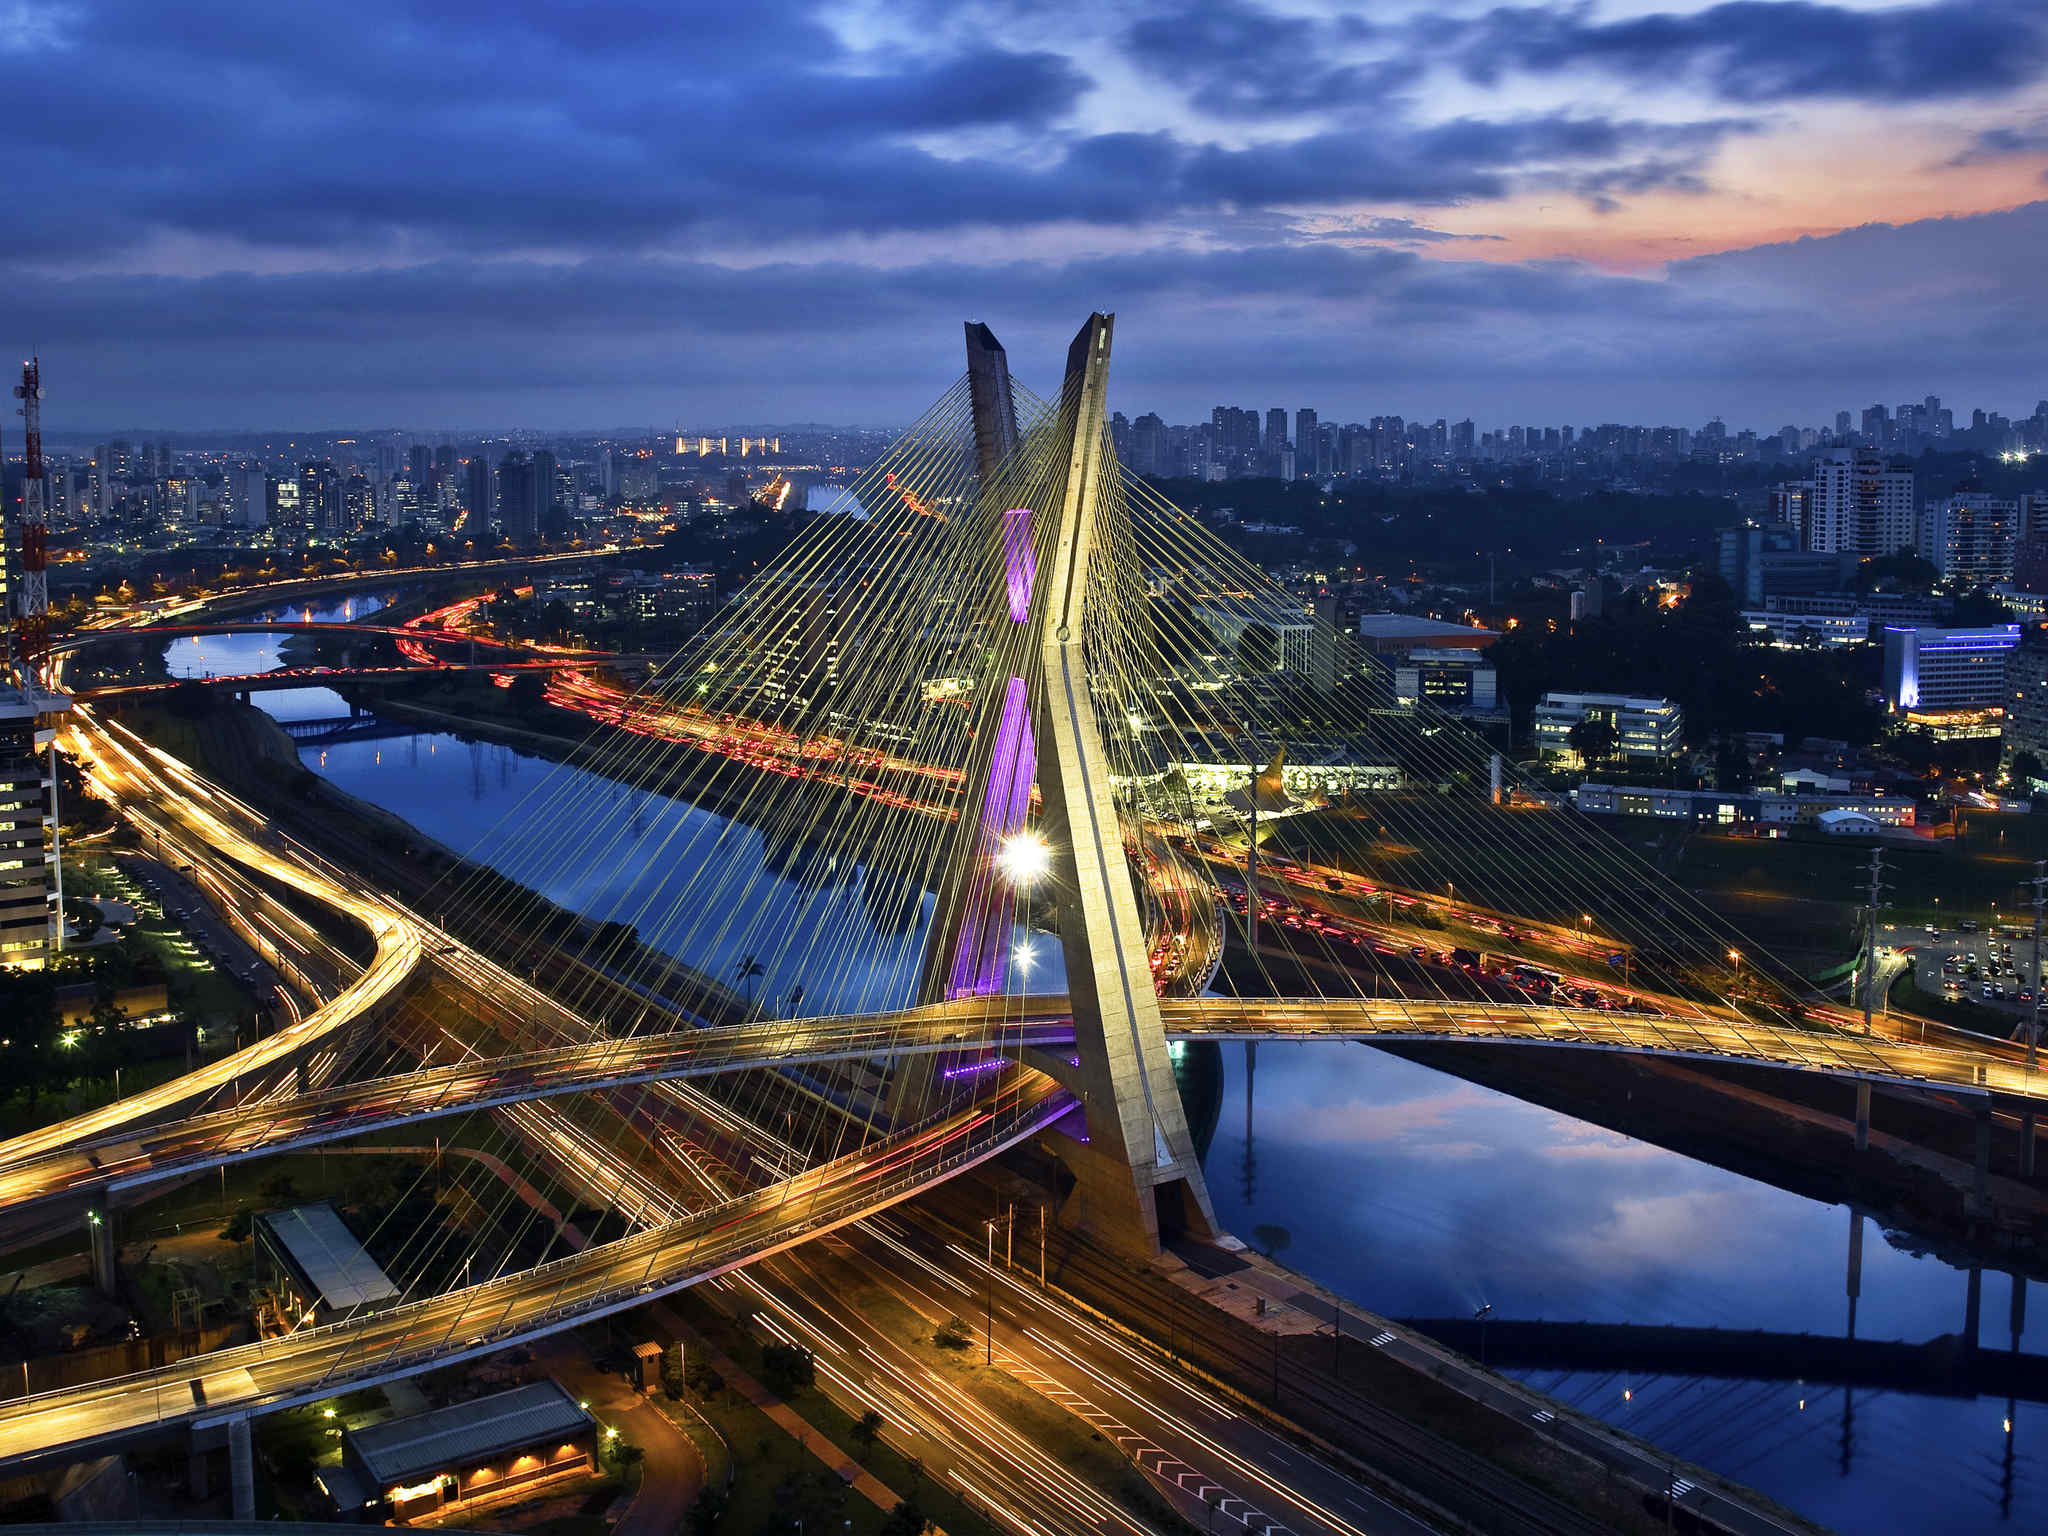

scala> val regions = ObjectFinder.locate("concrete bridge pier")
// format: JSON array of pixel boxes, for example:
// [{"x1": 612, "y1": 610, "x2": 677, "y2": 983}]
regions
[
  {"x1": 229, "y1": 1414, "x2": 255, "y2": 1521},
  {"x1": 296, "y1": 1055, "x2": 311, "y2": 1094},
  {"x1": 2023, "y1": 1110, "x2": 2037, "y2": 1178},
  {"x1": 86, "y1": 1208, "x2": 117, "y2": 1296},
  {"x1": 1853, "y1": 1081, "x2": 1871, "y2": 1152},
  {"x1": 1967, "y1": 1268, "x2": 1984, "y2": 1353}
]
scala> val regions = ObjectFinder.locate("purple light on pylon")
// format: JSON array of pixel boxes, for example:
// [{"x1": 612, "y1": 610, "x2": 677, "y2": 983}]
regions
[
  {"x1": 986, "y1": 675, "x2": 1036, "y2": 834},
  {"x1": 943, "y1": 508, "x2": 1041, "y2": 998},
  {"x1": 1002, "y1": 508, "x2": 1035, "y2": 622},
  {"x1": 946, "y1": 675, "x2": 1036, "y2": 997}
]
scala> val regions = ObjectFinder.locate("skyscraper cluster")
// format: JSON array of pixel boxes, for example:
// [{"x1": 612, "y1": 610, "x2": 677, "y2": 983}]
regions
[{"x1": 1109, "y1": 393, "x2": 2048, "y2": 483}]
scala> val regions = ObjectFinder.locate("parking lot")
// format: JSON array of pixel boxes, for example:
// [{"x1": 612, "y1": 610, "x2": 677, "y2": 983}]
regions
[{"x1": 1886, "y1": 918, "x2": 2041, "y2": 1017}]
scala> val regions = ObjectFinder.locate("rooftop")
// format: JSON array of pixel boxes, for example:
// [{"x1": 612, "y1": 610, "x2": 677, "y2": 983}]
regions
[
  {"x1": 346, "y1": 1381, "x2": 592, "y2": 1488},
  {"x1": 255, "y1": 1202, "x2": 399, "y2": 1313},
  {"x1": 1352, "y1": 613, "x2": 1495, "y2": 650}
]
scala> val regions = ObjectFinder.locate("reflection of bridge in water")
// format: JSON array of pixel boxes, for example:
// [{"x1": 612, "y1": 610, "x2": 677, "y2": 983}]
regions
[{"x1": 278, "y1": 714, "x2": 427, "y2": 746}]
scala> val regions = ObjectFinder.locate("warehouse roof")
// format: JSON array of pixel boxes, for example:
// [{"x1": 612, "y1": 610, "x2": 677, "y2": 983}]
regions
[
  {"x1": 347, "y1": 1381, "x2": 592, "y2": 1487},
  {"x1": 1352, "y1": 614, "x2": 1495, "y2": 651},
  {"x1": 254, "y1": 1203, "x2": 399, "y2": 1313}
]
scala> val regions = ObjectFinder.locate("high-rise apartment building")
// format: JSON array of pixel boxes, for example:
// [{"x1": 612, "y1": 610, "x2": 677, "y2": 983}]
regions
[
  {"x1": 497, "y1": 450, "x2": 538, "y2": 543},
  {"x1": 1920, "y1": 491, "x2": 2017, "y2": 585},
  {"x1": 0, "y1": 695, "x2": 58, "y2": 968},
  {"x1": 1294, "y1": 409, "x2": 1318, "y2": 476},
  {"x1": 407, "y1": 445, "x2": 432, "y2": 509},
  {"x1": 465, "y1": 456, "x2": 493, "y2": 542},
  {"x1": 533, "y1": 449, "x2": 561, "y2": 537},
  {"x1": 298, "y1": 460, "x2": 342, "y2": 533},
  {"x1": 1807, "y1": 451, "x2": 1916, "y2": 557},
  {"x1": 1130, "y1": 413, "x2": 1166, "y2": 477}
]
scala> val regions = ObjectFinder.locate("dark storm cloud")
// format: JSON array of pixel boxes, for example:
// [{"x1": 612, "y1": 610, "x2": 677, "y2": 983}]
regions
[
  {"x1": 0, "y1": 0, "x2": 1775, "y2": 265},
  {"x1": 32, "y1": 206, "x2": 2048, "y2": 430},
  {"x1": 1449, "y1": 0, "x2": 2048, "y2": 104},
  {"x1": 1123, "y1": 0, "x2": 1392, "y2": 117}
]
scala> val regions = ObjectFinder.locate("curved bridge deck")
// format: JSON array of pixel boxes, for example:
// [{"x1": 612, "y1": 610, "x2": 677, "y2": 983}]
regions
[
  {"x1": 6, "y1": 993, "x2": 2038, "y2": 1214},
  {"x1": 0, "y1": 1073, "x2": 1072, "y2": 1470}
]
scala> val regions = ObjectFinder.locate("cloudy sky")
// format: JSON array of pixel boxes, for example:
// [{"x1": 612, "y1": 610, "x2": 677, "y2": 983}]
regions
[{"x1": 8, "y1": 0, "x2": 2047, "y2": 431}]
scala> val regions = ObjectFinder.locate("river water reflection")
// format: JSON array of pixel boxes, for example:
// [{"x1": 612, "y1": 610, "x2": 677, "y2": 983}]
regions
[
  {"x1": 268, "y1": 693, "x2": 2037, "y2": 1533},
  {"x1": 161, "y1": 592, "x2": 388, "y2": 681},
  {"x1": 1208, "y1": 1039, "x2": 2041, "y2": 1533}
]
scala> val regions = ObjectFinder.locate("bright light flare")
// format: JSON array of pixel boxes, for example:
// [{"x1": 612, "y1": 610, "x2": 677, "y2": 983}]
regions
[{"x1": 997, "y1": 832, "x2": 1052, "y2": 886}]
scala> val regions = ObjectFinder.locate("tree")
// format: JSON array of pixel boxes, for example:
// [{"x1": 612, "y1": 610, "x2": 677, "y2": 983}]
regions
[
  {"x1": 879, "y1": 1498, "x2": 931, "y2": 1536},
  {"x1": 2013, "y1": 751, "x2": 2044, "y2": 793},
  {"x1": 932, "y1": 1315, "x2": 972, "y2": 1351},
  {"x1": 1251, "y1": 1223, "x2": 1291, "y2": 1260},
  {"x1": 852, "y1": 1409, "x2": 884, "y2": 1459},
  {"x1": 219, "y1": 1208, "x2": 254, "y2": 1244},
  {"x1": 759, "y1": 1340, "x2": 815, "y2": 1396},
  {"x1": 1565, "y1": 716, "x2": 1617, "y2": 768}
]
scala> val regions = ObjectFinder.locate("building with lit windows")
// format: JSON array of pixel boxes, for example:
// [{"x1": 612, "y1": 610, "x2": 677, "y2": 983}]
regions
[
  {"x1": 0, "y1": 691, "x2": 61, "y2": 969},
  {"x1": 1881, "y1": 625, "x2": 2019, "y2": 713},
  {"x1": 1919, "y1": 492, "x2": 2017, "y2": 585},
  {"x1": 2003, "y1": 644, "x2": 2048, "y2": 785},
  {"x1": 1533, "y1": 692, "x2": 1683, "y2": 764},
  {"x1": 1392, "y1": 648, "x2": 1504, "y2": 721},
  {"x1": 1573, "y1": 781, "x2": 1913, "y2": 829},
  {"x1": 1808, "y1": 451, "x2": 1916, "y2": 557},
  {"x1": 324, "y1": 1380, "x2": 597, "y2": 1523}
]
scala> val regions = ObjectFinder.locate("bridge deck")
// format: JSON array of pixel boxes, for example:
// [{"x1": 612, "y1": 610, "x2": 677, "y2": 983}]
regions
[
  {"x1": 4, "y1": 993, "x2": 2037, "y2": 1214},
  {"x1": 0, "y1": 1075, "x2": 1071, "y2": 1469}
]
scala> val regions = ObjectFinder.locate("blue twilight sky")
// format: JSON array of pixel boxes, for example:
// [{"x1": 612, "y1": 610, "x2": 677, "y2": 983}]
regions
[{"x1": 5, "y1": 0, "x2": 2047, "y2": 431}]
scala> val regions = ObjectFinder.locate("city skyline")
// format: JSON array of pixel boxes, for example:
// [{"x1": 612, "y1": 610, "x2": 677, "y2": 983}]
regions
[{"x1": 2, "y1": 0, "x2": 2045, "y2": 426}]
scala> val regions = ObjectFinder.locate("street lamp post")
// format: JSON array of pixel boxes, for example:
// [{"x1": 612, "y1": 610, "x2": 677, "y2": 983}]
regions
[{"x1": 984, "y1": 1219, "x2": 996, "y2": 1366}]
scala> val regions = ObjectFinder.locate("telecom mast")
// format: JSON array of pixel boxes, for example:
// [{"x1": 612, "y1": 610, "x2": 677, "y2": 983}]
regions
[
  {"x1": 7, "y1": 357, "x2": 68, "y2": 960},
  {"x1": 12, "y1": 359, "x2": 49, "y2": 684}
]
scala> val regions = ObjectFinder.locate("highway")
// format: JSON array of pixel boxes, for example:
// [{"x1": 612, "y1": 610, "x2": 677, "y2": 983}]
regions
[
  {"x1": 6, "y1": 979, "x2": 2041, "y2": 1217},
  {"x1": 0, "y1": 1071, "x2": 1073, "y2": 1470},
  {"x1": 0, "y1": 708, "x2": 423, "y2": 1166}
]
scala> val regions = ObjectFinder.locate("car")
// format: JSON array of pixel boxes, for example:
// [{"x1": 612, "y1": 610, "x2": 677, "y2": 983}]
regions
[
  {"x1": 1982, "y1": 983, "x2": 1996, "y2": 999},
  {"x1": 1995, "y1": 984, "x2": 2008, "y2": 998},
  {"x1": 2021, "y1": 989, "x2": 2036, "y2": 1005}
]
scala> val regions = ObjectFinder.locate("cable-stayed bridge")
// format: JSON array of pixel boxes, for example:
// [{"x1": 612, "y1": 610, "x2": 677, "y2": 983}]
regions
[{"x1": 10, "y1": 315, "x2": 2041, "y2": 1514}]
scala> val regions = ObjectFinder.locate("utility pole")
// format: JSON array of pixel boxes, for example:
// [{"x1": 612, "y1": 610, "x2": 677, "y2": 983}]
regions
[{"x1": 1861, "y1": 848, "x2": 1885, "y2": 1037}]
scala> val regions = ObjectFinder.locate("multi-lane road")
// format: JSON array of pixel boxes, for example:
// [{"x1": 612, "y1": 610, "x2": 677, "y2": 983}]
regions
[{"x1": 0, "y1": 1071, "x2": 1072, "y2": 1469}]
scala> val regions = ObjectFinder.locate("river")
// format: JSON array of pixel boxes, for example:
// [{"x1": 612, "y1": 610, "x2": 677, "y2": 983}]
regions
[
  {"x1": 161, "y1": 591, "x2": 389, "y2": 687},
  {"x1": 237, "y1": 681, "x2": 2040, "y2": 1533}
]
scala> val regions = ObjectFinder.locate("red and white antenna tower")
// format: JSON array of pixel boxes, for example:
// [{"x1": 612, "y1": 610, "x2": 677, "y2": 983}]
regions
[{"x1": 12, "y1": 358, "x2": 49, "y2": 687}]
